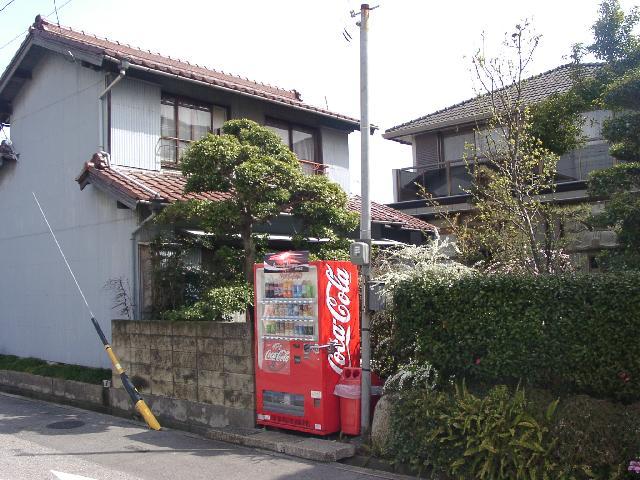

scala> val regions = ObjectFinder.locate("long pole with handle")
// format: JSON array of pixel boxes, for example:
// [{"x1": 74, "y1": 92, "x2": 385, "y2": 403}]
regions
[{"x1": 32, "y1": 192, "x2": 161, "y2": 431}]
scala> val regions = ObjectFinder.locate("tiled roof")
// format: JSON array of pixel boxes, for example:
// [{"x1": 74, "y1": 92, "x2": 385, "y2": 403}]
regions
[
  {"x1": 76, "y1": 161, "x2": 435, "y2": 232},
  {"x1": 384, "y1": 63, "x2": 601, "y2": 139},
  {"x1": 28, "y1": 16, "x2": 359, "y2": 127}
]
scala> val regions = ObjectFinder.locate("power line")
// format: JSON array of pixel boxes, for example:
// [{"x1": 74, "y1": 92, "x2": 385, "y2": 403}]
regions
[
  {"x1": 0, "y1": 0, "x2": 73, "y2": 51},
  {"x1": 53, "y1": 0, "x2": 59, "y2": 25},
  {"x1": 0, "y1": 0, "x2": 17, "y2": 14}
]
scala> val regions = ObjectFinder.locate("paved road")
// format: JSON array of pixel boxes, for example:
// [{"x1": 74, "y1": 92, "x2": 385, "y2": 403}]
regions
[{"x1": 0, "y1": 392, "x2": 400, "y2": 480}]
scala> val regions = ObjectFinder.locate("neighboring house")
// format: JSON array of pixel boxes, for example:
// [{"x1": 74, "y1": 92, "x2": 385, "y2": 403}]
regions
[
  {"x1": 383, "y1": 63, "x2": 617, "y2": 268},
  {"x1": 0, "y1": 16, "x2": 433, "y2": 368}
]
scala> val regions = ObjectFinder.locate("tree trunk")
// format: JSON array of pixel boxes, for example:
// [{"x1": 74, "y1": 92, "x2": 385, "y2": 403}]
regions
[{"x1": 241, "y1": 222, "x2": 256, "y2": 286}]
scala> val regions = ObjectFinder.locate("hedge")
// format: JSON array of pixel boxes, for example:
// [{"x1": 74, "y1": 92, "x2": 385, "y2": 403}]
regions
[{"x1": 391, "y1": 272, "x2": 640, "y2": 402}]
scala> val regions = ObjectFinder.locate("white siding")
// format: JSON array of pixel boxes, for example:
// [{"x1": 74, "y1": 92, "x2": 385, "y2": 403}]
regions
[
  {"x1": 0, "y1": 53, "x2": 137, "y2": 368},
  {"x1": 321, "y1": 127, "x2": 350, "y2": 191},
  {"x1": 110, "y1": 78, "x2": 161, "y2": 170}
]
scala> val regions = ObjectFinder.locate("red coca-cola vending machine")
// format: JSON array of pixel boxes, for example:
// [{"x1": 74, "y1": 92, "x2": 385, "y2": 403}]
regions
[{"x1": 254, "y1": 251, "x2": 360, "y2": 435}]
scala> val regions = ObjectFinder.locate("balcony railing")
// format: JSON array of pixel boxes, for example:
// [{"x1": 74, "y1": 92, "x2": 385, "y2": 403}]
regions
[
  {"x1": 395, "y1": 143, "x2": 616, "y2": 203},
  {"x1": 299, "y1": 159, "x2": 327, "y2": 176}
]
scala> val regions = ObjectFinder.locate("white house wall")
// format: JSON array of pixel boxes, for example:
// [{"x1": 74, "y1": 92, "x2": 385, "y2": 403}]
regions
[
  {"x1": 110, "y1": 78, "x2": 161, "y2": 170},
  {"x1": 0, "y1": 53, "x2": 137, "y2": 368}
]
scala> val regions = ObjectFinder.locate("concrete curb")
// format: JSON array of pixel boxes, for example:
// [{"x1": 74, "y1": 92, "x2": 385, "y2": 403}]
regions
[{"x1": 0, "y1": 369, "x2": 355, "y2": 463}]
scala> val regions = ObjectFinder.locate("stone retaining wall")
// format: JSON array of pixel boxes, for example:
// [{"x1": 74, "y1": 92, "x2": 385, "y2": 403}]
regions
[{"x1": 111, "y1": 320, "x2": 255, "y2": 429}]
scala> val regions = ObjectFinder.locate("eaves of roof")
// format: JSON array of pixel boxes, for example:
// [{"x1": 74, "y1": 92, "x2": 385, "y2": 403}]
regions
[
  {"x1": 0, "y1": 16, "x2": 361, "y2": 130},
  {"x1": 384, "y1": 63, "x2": 602, "y2": 142},
  {"x1": 76, "y1": 161, "x2": 436, "y2": 233}
]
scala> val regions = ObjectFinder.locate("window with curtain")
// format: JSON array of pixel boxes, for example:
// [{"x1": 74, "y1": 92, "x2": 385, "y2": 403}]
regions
[
  {"x1": 442, "y1": 131, "x2": 475, "y2": 162},
  {"x1": 159, "y1": 95, "x2": 228, "y2": 164},
  {"x1": 265, "y1": 117, "x2": 319, "y2": 164}
]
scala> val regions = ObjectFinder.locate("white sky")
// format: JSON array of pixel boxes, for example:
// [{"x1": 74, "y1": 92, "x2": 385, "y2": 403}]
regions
[{"x1": 0, "y1": 0, "x2": 636, "y2": 203}]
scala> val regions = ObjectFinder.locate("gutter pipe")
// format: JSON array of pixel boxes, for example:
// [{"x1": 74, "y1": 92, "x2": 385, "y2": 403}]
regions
[{"x1": 98, "y1": 60, "x2": 130, "y2": 152}]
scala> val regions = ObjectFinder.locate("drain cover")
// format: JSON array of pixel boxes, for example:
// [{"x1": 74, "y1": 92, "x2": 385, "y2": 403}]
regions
[{"x1": 46, "y1": 420, "x2": 85, "y2": 430}]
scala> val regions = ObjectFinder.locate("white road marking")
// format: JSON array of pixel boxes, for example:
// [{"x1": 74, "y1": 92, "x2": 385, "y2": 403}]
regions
[{"x1": 51, "y1": 470, "x2": 98, "y2": 480}]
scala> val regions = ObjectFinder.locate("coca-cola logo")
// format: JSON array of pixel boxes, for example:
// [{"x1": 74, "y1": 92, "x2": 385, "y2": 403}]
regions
[
  {"x1": 264, "y1": 342, "x2": 290, "y2": 372},
  {"x1": 325, "y1": 265, "x2": 352, "y2": 375}
]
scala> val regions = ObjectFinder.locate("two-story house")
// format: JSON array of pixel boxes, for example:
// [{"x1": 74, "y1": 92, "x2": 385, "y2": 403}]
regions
[
  {"x1": 383, "y1": 63, "x2": 617, "y2": 268},
  {"x1": 0, "y1": 16, "x2": 433, "y2": 368}
]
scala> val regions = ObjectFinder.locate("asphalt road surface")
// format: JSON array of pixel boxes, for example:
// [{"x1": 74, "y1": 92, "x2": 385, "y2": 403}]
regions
[{"x1": 0, "y1": 392, "x2": 402, "y2": 480}]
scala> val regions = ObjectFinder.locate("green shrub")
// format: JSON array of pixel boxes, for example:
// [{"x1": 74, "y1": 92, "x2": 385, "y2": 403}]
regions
[
  {"x1": 390, "y1": 272, "x2": 640, "y2": 402},
  {"x1": 0, "y1": 354, "x2": 110, "y2": 384},
  {"x1": 389, "y1": 384, "x2": 560, "y2": 479},
  {"x1": 161, "y1": 283, "x2": 253, "y2": 322},
  {"x1": 550, "y1": 395, "x2": 640, "y2": 479}
]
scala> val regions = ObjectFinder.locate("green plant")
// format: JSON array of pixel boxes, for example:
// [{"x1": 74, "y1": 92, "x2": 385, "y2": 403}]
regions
[
  {"x1": 389, "y1": 272, "x2": 640, "y2": 402},
  {"x1": 158, "y1": 119, "x2": 357, "y2": 284},
  {"x1": 160, "y1": 283, "x2": 253, "y2": 322},
  {"x1": 0, "y1": 354, "x2": 111, "y2": 385},
  {"x1": 389, "y1": 384, "x2": 560, "y2": 479}
]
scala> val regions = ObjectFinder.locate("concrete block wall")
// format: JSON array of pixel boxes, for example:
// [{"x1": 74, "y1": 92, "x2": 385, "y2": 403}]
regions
[{"x1": 111, "y1": 320, "x2": 255, "y2": 429}]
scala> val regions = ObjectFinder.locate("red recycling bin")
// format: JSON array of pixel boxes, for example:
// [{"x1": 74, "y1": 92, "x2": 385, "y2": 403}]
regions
[{"x1": 334, "y1": 367, "x2": 362, "y2": 435}]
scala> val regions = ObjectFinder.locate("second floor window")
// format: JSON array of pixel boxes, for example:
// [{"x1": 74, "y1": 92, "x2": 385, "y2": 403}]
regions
[
  {"x1": 265, "y1": 118, "x2": 319, "y2": 164},
  {"x1": 160, "y1": 95, "x2": 228, "y2": 164}
]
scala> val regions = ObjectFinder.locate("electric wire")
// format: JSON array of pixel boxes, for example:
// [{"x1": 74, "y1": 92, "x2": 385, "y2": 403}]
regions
[
  {"x1": 0, "y1": 0, "x2": 73, "y2": 51},
  {"x1": 0, "y1": 0, "x2": 17, "y2": 14},
  {"x1": 32, "y1": 192, "x2": 96, "y2": 319},
  {"x1": 53, "y1": 0, "x2": 59, "y2": 25}
]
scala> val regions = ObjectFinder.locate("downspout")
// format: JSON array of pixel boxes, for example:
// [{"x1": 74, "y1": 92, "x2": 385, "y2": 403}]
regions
[
  {"x1": 98, "y1": 60, "x2": 130, "y2": 152},
  {"x1": 131, "y1": 199, "x2": 164, "y2": 320}
]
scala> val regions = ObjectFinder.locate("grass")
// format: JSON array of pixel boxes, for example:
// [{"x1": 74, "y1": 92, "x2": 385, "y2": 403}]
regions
[{"x1": 0, "y1": 354, "x2": 111, "y2": 385}]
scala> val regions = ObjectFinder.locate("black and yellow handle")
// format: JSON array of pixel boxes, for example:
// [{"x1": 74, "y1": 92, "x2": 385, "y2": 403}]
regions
[{"x1": 92, "y1": 317, "x2": 161, "y2": 431}]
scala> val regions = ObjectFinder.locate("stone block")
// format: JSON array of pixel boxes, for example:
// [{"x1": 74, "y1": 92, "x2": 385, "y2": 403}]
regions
[
  {"x1": 197, "y1": 338, "x2": 223, "y2": 355},
  {"x1": 148, "y1": 395, "x2": 188, "y2": 423},
  {"x1": 196, "y1": 322, "x2": 223, "y2": 339},
  {"x1": 52, "y1": 378, "x2": 66, "y2": 397},
  {"x1": 17, "y1": 372, "x2": 53, "y2": 394},
  {"x1": 151, "y1": 379, "x2": 174, "y2": 397},
  {"x1": 136, "y1": 321, "x2": 152, "y2": 335},
  {"x1": 174, "y1": 382, "x2": 197, "y2": 401},
  {"x1": 198, "y1": 370, "x2": 224, "y2": 389},
  {"x1": 173, "y1": 351, "x2": 196, "y2": 369},
  {"x1": 111, "y1": 372, "x2": 123, "y2": 389},
  {"x1": 150, "y1": 366, "x2": 173, "y2": 383},
  {"x1": 149, "y1": 334, "x2": 172, "y2": 350},
  {"x1": 172, "y1": 322, "x2": 199, "y2": 337},
  {"x1": 224, "y1": 390, "x2": 254, "y2": 410},
  {"x1": 187, "y1": 400, "x2": 227, "y2": 428},
  {"x1": 223, "y1": 355, "x2": 254, "y2": 375},
  {"x1": 223, "y1": 338, "x2": 252, "y2": 357},
  {"x1": 197, "y1": 386, "x2": 224, "y2": 405},
  {"x1": 111, "y1": 320, "x2": 128, "y2": 335},
  {"x1": 149, "y1": 321, "x2": 172, "y2": 335},
  {"x1": 220, "y1": 322, "x2": 251, "y2": 339},
  {"x1": 281, "y1": 438, "x2": 356, "y2": 462},
  {"x1": 173, "y1": 336, "x2": 197, "y2": 352},
  {"x1": 63, "y1": 380, "x2": 103, "y2": 404},
  {"x1": 224, "y1": 373, "x2": 254, "y2": 394},
  {"x1": 173, "y1": 367, "x2": 197, "y2": 385},
  {"x1": 150, "y1": 349, "x2": 172, "y2": 368},
  {"x1": 129, "y1": 333, "x2": 150, "y2": 349},
  {"x1": 198, "y1": 353, "x2": 223, "y2": 371},
  {"x1": 131, "y1": 348, "x2": 151, "y2": 365},
  {"x1": 225, "y1": 407, "x2": 256, "y2": 429},
  {"x1": 371, "y1": 394, "x2": 393, "y2": 456},
  {"x1": 111, "y1": 331, "x2": 130, "y2": 349},
  {"x1": 130, "y1": 363, "x2": 151, "y2": 377},
  {"x1": 109, "y1": 387, "x2": 133, "y2": 411}
]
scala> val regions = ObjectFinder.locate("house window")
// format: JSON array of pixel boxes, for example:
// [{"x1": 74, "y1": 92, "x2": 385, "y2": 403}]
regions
[
  {"x1": 442, "y1": 131, "x2": 475, "y2": 162},
  {"x1": 265, "y1": 118, "x2": 320, "y2": 164},
  {"x1": 159, "y1": 95, "x2": 228, "y2": 164}
]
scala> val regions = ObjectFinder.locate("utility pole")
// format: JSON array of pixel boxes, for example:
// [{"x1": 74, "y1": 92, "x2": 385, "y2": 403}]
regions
[{"x1": 352, "y1": 2, "x2": 375, "y2": 437}]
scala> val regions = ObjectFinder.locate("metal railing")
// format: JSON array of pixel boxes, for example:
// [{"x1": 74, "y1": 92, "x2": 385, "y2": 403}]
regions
[
  {"x1": 395, "y1": 143, "x2": 616, "y2": 203},
  {"x1": 298, "y1": 158, "x2": 328, "y2": 176}
]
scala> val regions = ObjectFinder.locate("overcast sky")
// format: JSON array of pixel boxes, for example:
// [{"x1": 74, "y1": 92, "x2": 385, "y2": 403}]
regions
[{"x1": 0, "y1": 0, "x2": 636, "y2": 203}]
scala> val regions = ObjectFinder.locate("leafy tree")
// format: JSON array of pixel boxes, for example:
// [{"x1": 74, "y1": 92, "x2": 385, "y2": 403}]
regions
[
  {"x1": 580, "y1": 0, "x2": 640, "y2": 269},
  {"x1": 158, "y1": 119, "x2": 358, "y2": 284},
  {"x1": 431, "y1": 22, "x2": 587, "y2": 274}
]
